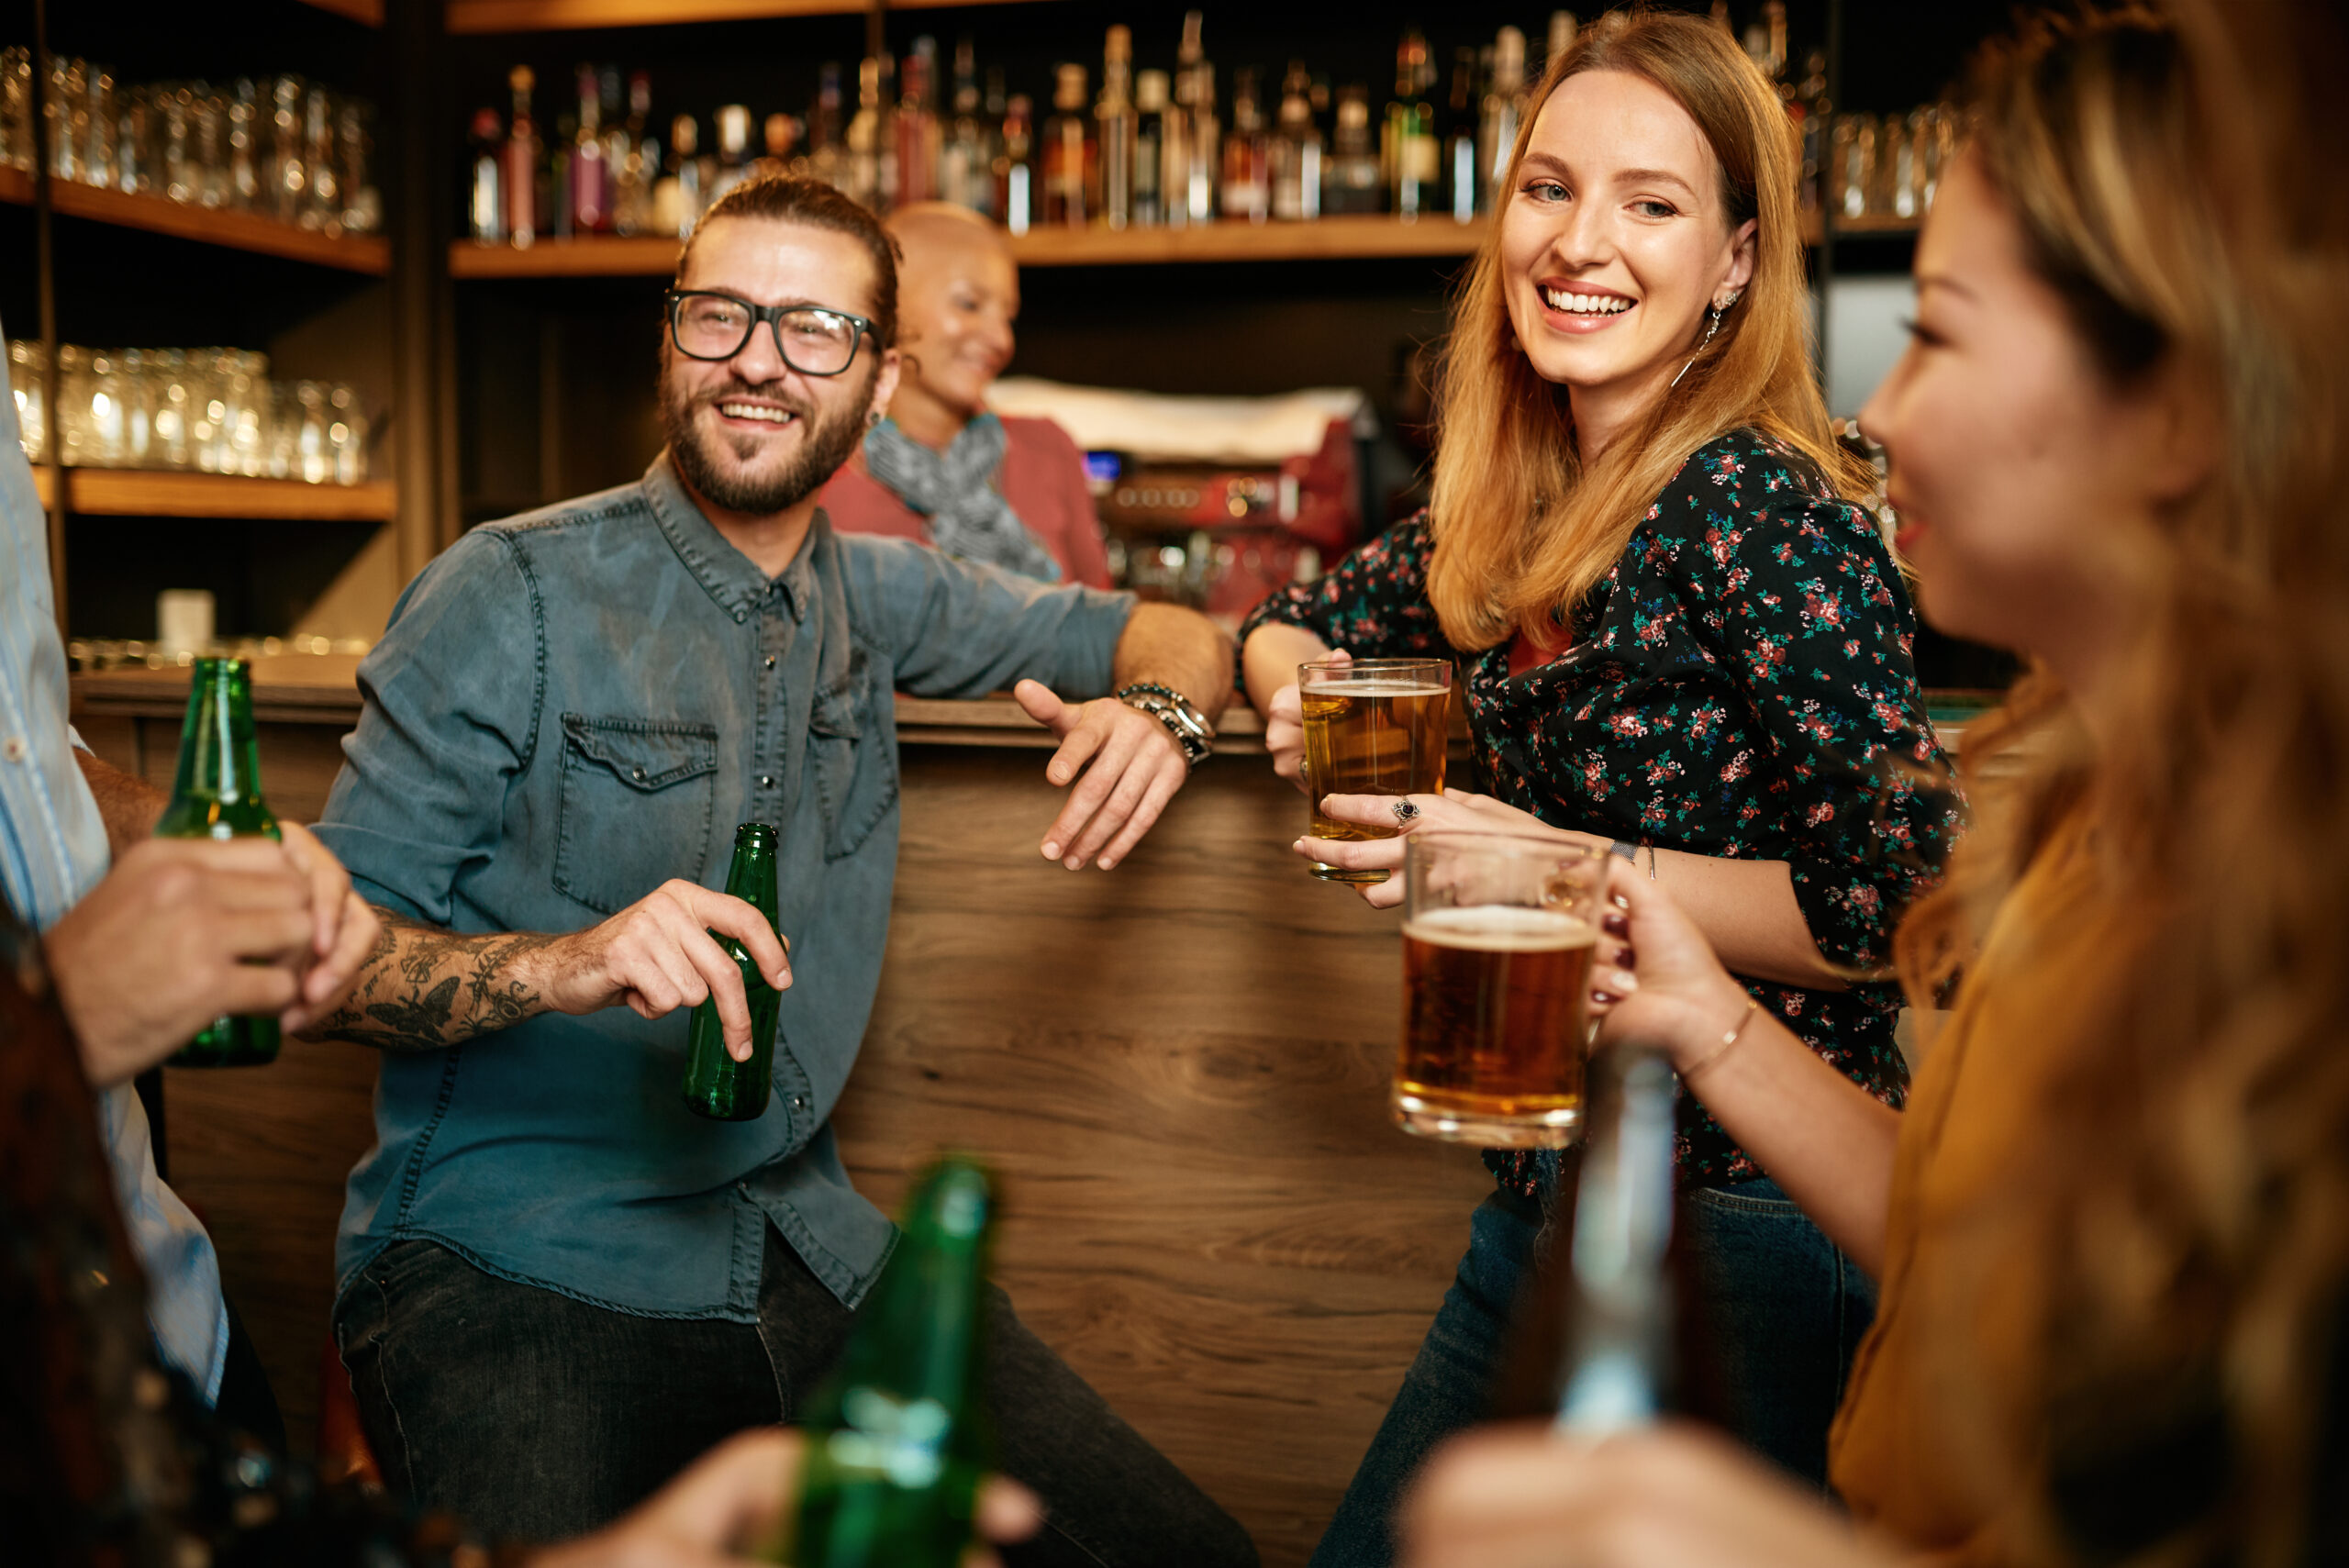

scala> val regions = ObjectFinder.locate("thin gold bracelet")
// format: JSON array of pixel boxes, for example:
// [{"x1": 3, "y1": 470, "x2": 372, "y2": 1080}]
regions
[{"x1": 1680, "y1": 998, "x2": 1760, "y2": 1084}]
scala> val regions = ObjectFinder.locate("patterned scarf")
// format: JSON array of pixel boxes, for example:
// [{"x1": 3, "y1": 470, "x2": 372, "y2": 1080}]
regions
[{"x1": 861, "y1": 413, "x2": 1062, "y2": 583}]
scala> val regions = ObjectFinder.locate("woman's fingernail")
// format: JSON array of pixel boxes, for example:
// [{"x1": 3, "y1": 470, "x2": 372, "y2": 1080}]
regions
[
  {"x1": 1592, "y1": 991, "x2": 1620, "y2": 1006},
  {"x1": 1601, "y1": 912, "x2": 1630, "y2": 937},
  {"x1": 1615, "y1": 948, "x2": 1635, "y2": 970},
  {"x1": 1612, "y1": 970, "x2": 1639, "y2": 992}
]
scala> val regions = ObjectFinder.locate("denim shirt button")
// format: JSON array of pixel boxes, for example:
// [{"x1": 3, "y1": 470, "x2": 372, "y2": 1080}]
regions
[
  {"x1": 758, "y1": 773, "x2": 775, "y2": 789},
  {"x1": 790, "y1": 1095, "x2": 807, "y2": 1112},
  {"x1": 733, "y1": 609, "x2": 748, "y2": 624},
  {"x1": 763, "y1": 655, "x2": 776, "y2": 670},
  {"x1": 630, "y1": 766, "x2": 647, "y2": 782}
]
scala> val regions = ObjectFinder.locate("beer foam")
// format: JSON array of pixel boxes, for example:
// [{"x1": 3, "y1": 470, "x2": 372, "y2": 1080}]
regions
[
  {"x1": 1300, "y1": 680, "x2": 1449, "y2": 696},
  {"x1": 1403, "y1": 905, "x2": 1596, "y2": 951}
]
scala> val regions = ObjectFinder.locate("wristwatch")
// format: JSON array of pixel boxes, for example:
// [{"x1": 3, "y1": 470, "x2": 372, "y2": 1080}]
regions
[{"x1": 1116, "y1": 682, "x2": 1215, "y2": 769}]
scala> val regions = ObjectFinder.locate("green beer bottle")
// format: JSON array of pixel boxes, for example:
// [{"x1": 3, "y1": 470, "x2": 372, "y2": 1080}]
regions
[
  {"x1": 680, "y1": 821, "x2": 782, "y2": 1120},
  {"x1": 156, "y1": 657, "x2": 283, "y2": 1068},
  {"x1": 780, "y1": 1156, "x2": 996, "y2": 1568}
]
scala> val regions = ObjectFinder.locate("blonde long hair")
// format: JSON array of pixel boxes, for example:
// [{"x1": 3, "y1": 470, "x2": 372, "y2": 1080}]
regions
[
  {"x1": 1889, "y1": 6, "x2": 2349, "y2": 1562},
  {"x1": 1425, "y1": 6, "x2": 1869, "y2": 652}
]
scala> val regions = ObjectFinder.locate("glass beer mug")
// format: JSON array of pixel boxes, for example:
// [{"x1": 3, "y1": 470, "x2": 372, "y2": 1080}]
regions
[{"x1": 1394, "y1": 830, "x2": 1607, "y2": 1147}]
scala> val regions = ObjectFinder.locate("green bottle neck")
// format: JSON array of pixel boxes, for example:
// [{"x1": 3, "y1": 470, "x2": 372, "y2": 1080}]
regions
[
  {"x1": 829, "y1": 1162, "x2": 991, "y2": 1408},
  {"x1": 722, "y1": 825, "x2": 781, "y2": 924},
  {"x1": 163, "y1": 661, "x2": 273, "y2": 830}
]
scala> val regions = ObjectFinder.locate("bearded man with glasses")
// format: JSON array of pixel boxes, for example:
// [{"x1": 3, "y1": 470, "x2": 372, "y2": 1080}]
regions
[{"x1": 303, "y1": 177, "x2": 1251, "y2": 1566}]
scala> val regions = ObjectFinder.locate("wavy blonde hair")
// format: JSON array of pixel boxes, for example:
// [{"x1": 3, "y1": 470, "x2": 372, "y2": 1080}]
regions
[
  {"x1": 1889, "y1": 6, "x2": 2349, "y2": 1562},
  {"x1": 1425, "y1": 6, "x2": 1870, "y2": 652}
]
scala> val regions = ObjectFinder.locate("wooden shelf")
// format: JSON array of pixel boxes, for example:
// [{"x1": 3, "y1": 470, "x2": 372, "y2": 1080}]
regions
[
  {"x1": 32, "y1": 468, "x2": 397, "y2": 522},
  {"x1": 0, "y1": 169, "x2": 389, "y2": 273},
  {"x1": 297, "y1": 0, "x2": 384, "y2": 22},
  {"x1": 1805, "y1": 209, "x2": 1923, "y2": 243},
  {"x1": 451, "y1": 215, "x2": 1487, "y2": 276},
  {"x1": 451, "y1": 233, "x2": 682, "y2": 277},
  {"x1": 449, "y1": 208, "x2": 1926, "y2": 276},
  {"x1": 448, "y1": 0, "x2": 1048, "y2": 33}
]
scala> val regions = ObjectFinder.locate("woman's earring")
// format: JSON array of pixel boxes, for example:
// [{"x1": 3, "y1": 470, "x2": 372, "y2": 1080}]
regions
[{"x1": 1670, "y1": 298, "x2": 1731, "y2": 390}]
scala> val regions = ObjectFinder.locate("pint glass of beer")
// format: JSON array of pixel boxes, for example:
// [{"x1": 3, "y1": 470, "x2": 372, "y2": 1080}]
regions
[
  {"x1": 1299, "y1": 657, "x2": 1453, "y2": 884},
  {"x1": 1395, "y1": 831, "x2": 1607, "y2": 1147}
]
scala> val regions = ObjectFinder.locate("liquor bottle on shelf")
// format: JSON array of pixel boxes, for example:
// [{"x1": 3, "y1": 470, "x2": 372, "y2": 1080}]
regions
[
  {"x1": 896, "y1": 36, "x2": 941, "y2": 207},
  {"x1": 711, "y1": 104, "x2": 752, "y2": 206},
  {"x1": 1041, "y1": 63, "x2": 1091, "y2": 229},
  {"x1": 941, "y1": 39, "x2": 993, "y2": 216},
  {"x1": 549, "y1": 108, "x2": 574, "y2": 239},
  {"x1": 755, "y1": 113, "x2": 797, "y2": 181},
  {"x1": 614, "y1": 71, "x2": 655, "y2": 235},
  {"x1": 1132, "y1": 68, "x2": 1168, "y2": 228},
  {"x1": 599, "y1": 66, "x2": 628, "y2": 220},
  {"x1": 655, "y1": 112, "x2": 702, "y2": 236},
  {"x1": 996, "y1": 93, "x2": 1033, "y2": 235},
  {"x1": 1270, "y1": 61, "x2": 1320, "y2": 223},
  {"x1": 1159, "y1": 62, "x2": 1190, "y2": 232},
  {"x1": 1444, "y1": 46, "x2": 1479, "y2": 222},
  {"x1": 157, "y1": 658, "x2": 283, "y2": 1069},
  {"x1": 571, "y1": 64, "x2": 607, "y2": 233},
  {"x1": 1545, "y1": 7, "x2": 1578, "y2": 72},
  {"x1": 1177, "y1": 10, "x2": 1217, "y2": 228},
  {"x1": 807, "y1": 62, "x2": 845, "y2": 190},
  {"x1": 847, "y1": 55, "x2": 887, "y2": 211},
  {"x1": 468, "y1": 106, "x2": 504, "y2": 242},
  {"x1": 1480, "y1": 27, "x2": 1525, "y2": 214},
  {"x1": 1097, "y1": 26, "x2": 1137, "y2": 231},
  {"x1": 780, "y1": 1155, "x2": 998, "y2": 1568},
  {"x1": 1322, "y1": 84, "x2": 1381, "y2": 216},
  {"x1": 1385, "y1": 28, "x2": 1438, "y2": 221},
  {"x1": 503, "y1": 65, "x2": 538, "y2": 248},
  {"x1": 1219, "y1": 67, "x2": 1269, "y2": 225},
  {"x1": 679, "y1": 822, "x2": 783, "y2": 1122},
  {"x1": 1792, "y1": 49, "x2": 1828, "y2": 214},
  {"x1": 1761, "y1": 0, "x2": 1790, "y2": 84}
]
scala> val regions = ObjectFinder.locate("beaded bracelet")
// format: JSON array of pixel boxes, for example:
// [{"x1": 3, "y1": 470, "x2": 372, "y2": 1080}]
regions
[{"x1": 1679, "y1": 997, "x2": 1761, "y2": 1084}]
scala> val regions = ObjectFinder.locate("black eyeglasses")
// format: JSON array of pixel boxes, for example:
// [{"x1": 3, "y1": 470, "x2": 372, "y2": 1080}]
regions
[{"x1": 664, "y1": 289, "x2": 877, "y2": 376}]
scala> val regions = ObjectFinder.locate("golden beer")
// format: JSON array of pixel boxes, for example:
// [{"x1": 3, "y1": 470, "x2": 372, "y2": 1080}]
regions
[
  {"x1": 1397, "y1": 906, "x2": 1596, "y2": 1146},
  {"x1": 1299, "y1": 660, "x2": 1451, "y2": 884}
]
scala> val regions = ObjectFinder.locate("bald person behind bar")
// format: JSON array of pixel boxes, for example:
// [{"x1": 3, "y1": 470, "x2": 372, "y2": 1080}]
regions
[
  {"x1": 818, "y1": 202, "x2": 1113, "y2": 586},
  {"x1": 301, "y1": 175, "x2": 1251, "y2": 1564}
]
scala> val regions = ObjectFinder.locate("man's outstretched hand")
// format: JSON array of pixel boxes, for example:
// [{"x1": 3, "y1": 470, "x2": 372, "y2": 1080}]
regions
[{"x1": 1016, "y1": 678, "x2": 1190, "y2": 873}]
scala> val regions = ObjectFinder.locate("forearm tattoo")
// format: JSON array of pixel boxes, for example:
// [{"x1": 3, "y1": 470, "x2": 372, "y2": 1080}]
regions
[{"x1": 309, "y1": 909, "x2": 561, "y2": 1052}]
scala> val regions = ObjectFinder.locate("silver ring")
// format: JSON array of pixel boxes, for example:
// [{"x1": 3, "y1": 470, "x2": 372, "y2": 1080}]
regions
[{"x1": 1392, "y1": 798, "x2": 1420, "y2": 825}]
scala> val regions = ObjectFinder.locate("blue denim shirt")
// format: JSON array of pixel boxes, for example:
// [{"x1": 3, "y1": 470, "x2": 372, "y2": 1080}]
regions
[
  {"x1": 315, "y1": 454, "x2": 1131, "y2": 1319},
  {"x1": 0, "y1": 330, "x2": 228, "y2": 1401}
]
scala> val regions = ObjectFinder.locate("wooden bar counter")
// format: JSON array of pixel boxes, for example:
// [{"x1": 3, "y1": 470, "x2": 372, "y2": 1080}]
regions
[{"x1": 72, "y1": 659, "x2": 1491, "y2": 1567}]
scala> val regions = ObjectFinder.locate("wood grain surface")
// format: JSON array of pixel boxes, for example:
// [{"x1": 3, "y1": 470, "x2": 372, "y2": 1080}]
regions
[{"x1": 75, "y1": 711, "x2": 1490, "y2": 1566}]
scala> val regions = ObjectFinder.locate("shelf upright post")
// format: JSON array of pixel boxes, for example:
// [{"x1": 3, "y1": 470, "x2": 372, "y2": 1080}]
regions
[
  {"x1": 29, "y1": 0, "x2": 65, "y2": 641},
  {"x1": 1816, "y1": 0, "x2": 1844, "y2": 393},
  {"x1": 388, "y1": 0, "x2": 462, "y2": 564}
]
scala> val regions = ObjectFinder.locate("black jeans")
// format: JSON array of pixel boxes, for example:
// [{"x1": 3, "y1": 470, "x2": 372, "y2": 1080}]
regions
[{"x1": 335, "y1": 1227, "x2": 1256, "y2": 1566}]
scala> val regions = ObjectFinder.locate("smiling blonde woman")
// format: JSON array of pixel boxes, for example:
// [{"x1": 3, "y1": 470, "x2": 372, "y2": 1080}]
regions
[{"x1": 1239, "y1": 10, "x2": 1960, "y2": 1563}]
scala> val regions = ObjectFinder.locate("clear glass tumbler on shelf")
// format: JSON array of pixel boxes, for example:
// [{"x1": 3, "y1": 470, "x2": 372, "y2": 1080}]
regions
[
  {"x1": 7, "y1": 339, "x2": 45, "y2": 460},
  {"x1": 0, "y1": 48, "x2": 31, "y2": 171}
]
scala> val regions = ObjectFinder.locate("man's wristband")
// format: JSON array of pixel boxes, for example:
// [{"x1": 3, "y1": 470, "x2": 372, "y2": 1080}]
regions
[{"x1": 1116, "y1": 683, "x2": 1214, "y2": 768}]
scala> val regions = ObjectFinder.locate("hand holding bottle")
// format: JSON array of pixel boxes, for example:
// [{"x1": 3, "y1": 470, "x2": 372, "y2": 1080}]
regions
[
  {"x1": 535, "y1": 878, "x2": 791, "y2": 1058},
  {"x1": 45, "y1": 838, "x2": 319, "y2": 1088},
  {"x1": 1398, "y1": 1422, "x2": 1888, "y2": 1568},
  {"x1": 1588, "y1": 860, "x2": 1757, "y2": 1073},
  {"x1": 531, "y1": 1428, "x2": 1041, "y2": 1568}
]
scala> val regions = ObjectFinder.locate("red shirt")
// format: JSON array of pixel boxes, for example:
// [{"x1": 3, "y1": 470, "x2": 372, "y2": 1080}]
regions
[{"x1": 817, "y1": 414, "x2": 1115, "y2": 590}]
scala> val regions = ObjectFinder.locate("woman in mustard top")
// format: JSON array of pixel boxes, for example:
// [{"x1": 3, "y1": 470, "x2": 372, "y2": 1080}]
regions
[{"x1": 1399, "y1": 6, "x2": 2349, "y2": 1566}]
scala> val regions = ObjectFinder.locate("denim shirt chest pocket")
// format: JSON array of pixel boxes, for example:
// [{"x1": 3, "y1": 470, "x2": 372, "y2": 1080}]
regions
[
  {"x1": 553, "y1": 715, "x2": 720, "y2": 913},
  {"x1": 808, "y1": 650, "x2": 897, "y2": 861}
]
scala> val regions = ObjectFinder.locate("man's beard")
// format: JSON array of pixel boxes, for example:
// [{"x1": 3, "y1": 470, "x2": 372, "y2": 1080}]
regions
[{"x1": 660, "y1": 361, "x2": 874, "y2": 517}]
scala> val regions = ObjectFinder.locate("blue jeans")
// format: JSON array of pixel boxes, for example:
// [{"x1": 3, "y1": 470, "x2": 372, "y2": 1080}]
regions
[
  {"x1": 337, "y1": 1225, "x2": 1257, "y2": 1565},
  {"x1": 1308, "y1": 1177, "x2": 1876, "y2": 1568}
]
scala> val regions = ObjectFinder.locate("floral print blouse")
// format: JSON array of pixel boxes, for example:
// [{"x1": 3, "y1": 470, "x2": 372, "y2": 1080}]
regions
[{"x1": 1241, "y1": 427, "x2": 1962, "y2": 1192}]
